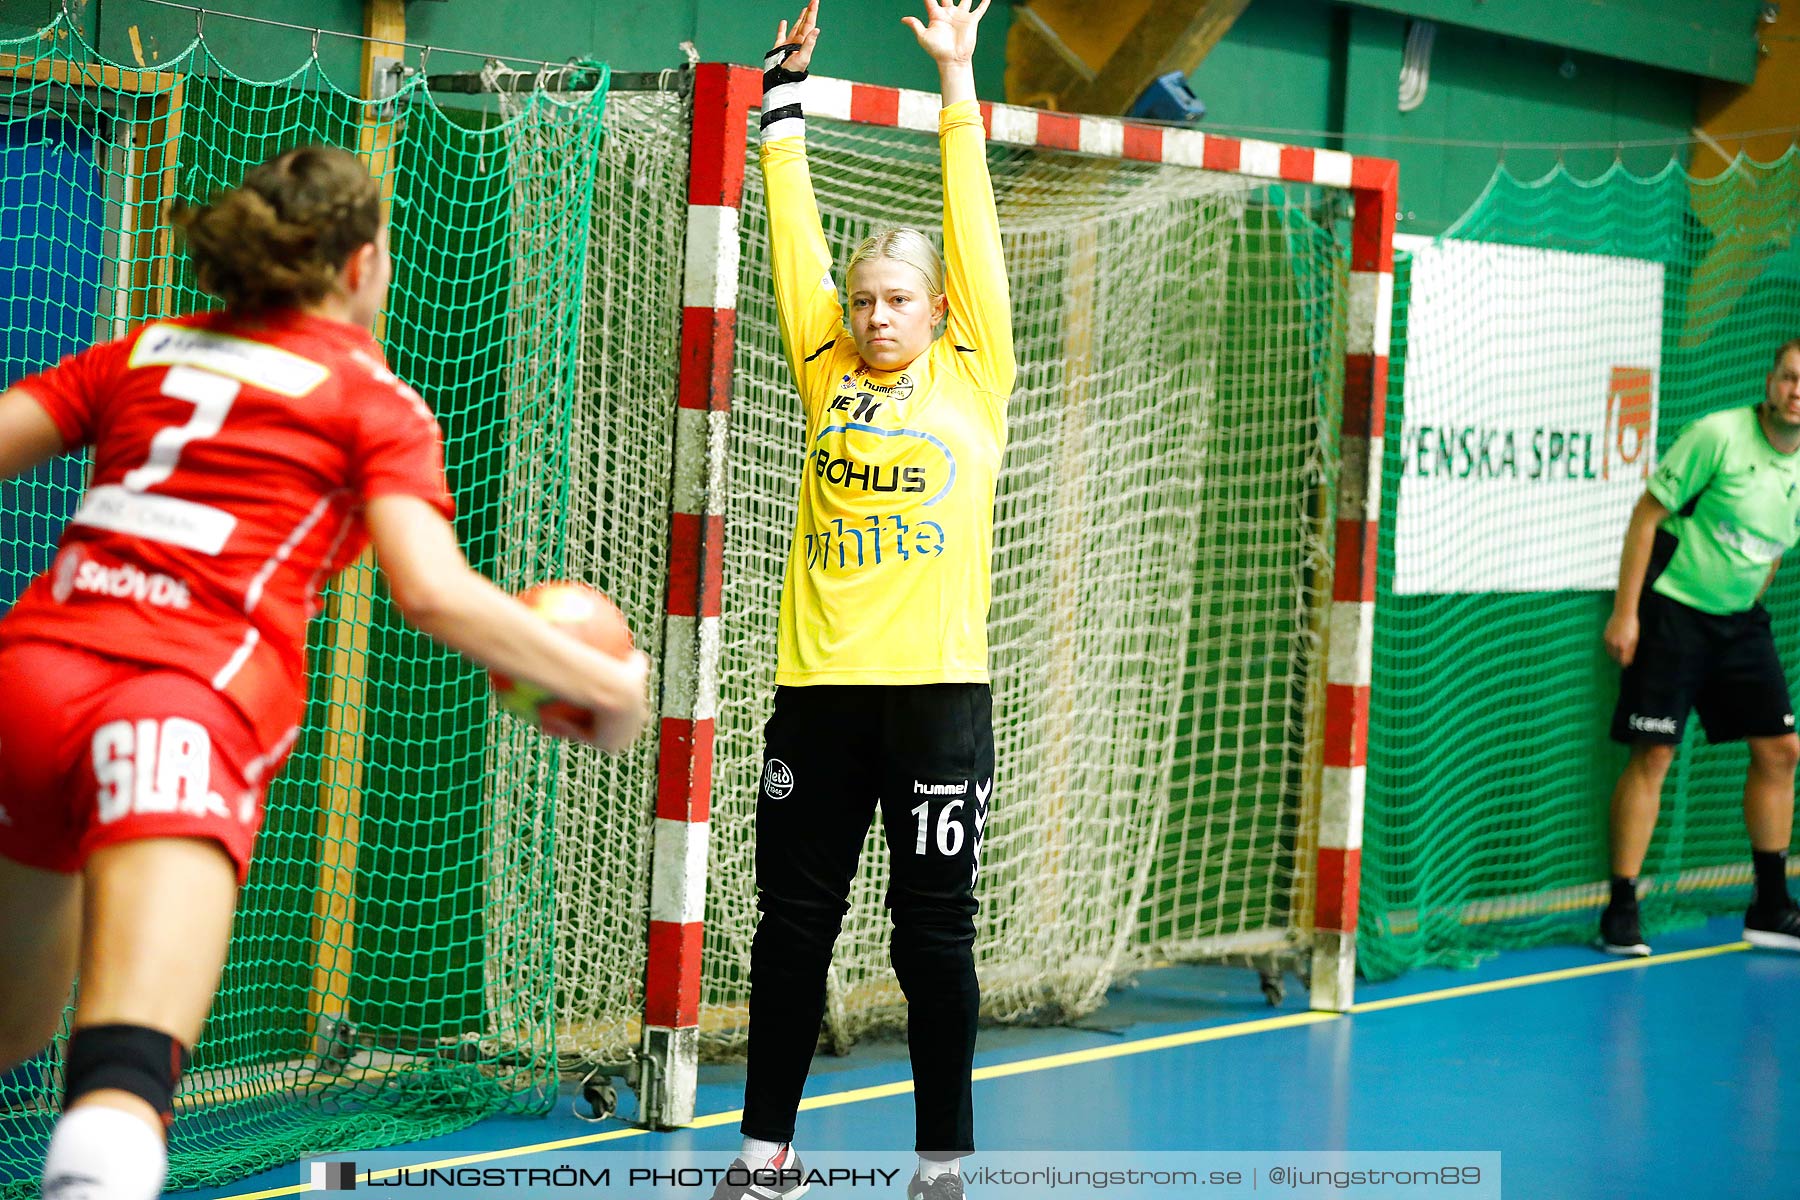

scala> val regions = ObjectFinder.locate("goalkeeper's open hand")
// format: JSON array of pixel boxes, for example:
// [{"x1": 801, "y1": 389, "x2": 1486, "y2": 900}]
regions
[
  {"x1": 902, "y1": 0, "x2": 991, "y2": 66},
  {"x1": 773, "y1": 0, "x2": 821, "y2": 74}
]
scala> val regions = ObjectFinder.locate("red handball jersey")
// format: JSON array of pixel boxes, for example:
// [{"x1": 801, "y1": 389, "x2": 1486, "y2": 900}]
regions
[{"x1": 3, "y1": 310, "x2": 454, "y2": 749}]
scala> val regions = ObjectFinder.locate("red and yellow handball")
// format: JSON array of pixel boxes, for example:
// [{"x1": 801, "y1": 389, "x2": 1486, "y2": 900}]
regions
[{"x1": 490, "y1": 581, "x2": 635, "y2": 744}]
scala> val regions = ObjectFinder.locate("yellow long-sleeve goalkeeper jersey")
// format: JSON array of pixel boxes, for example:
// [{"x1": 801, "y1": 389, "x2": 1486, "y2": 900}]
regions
[{"x1": 760, "y1": 99, "x2": 1015, "y2": 686}]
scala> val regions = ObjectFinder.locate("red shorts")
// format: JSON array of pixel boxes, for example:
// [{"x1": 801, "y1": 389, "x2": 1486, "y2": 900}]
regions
[{"x1": 0, "y1": 640, "x2": 290, "y2": 883}]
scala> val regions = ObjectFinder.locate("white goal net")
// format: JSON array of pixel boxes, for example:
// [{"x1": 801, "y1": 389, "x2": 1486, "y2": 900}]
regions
[{"x1": 493, "y1": 78, "x2": 1349, "y2": 1069}]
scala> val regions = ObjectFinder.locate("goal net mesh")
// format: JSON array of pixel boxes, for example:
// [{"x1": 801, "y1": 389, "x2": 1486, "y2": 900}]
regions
[{"x1": 534, "y1": 92, "x2": 1351, "y2": 1065}]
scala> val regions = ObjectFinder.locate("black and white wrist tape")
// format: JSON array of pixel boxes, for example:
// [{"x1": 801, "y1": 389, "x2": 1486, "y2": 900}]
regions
[{"x1": 761, "y1": 42, "x2": 807, "y2": 142}]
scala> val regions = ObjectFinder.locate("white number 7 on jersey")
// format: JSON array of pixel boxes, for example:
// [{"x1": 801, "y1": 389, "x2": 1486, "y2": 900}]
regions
[{"x1": 123, "y1": 365, "x2": 241, "y2": 493}]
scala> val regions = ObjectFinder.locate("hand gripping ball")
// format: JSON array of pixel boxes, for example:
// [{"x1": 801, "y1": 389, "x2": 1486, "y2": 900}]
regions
[{"x1": 490, "y1": 581, "x2": 634, "y2": 744}]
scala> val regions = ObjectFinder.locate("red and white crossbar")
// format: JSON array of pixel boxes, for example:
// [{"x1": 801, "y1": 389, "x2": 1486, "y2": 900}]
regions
[{"x1": 642, "y1": 63, "x2": 1397, "y2": 1124}]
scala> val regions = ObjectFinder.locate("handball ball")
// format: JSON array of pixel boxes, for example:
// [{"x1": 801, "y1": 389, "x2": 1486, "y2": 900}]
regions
[{"x1": 491, "y1": 581, "x2": 634, "y2": 744}]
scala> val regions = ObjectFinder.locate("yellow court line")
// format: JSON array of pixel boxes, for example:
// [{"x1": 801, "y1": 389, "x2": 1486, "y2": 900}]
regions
[
  {"x1": 215, "y1": 939, "x2": 1754, "y2": 1199},
  {"x1": 972, "y1": 1010, "x2": 1340, "y2": 1079},
  {"x1": 1349, "y1": 940, "x2": 1751, "y2": 1014},
  {"x1": 211, "y1": 1013, "x2": 1339, "y2": 1197}
]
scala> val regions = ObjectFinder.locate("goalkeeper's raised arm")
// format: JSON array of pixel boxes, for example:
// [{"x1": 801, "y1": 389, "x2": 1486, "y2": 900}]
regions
[
  {"x1": 757, "y1": 0, "x2": 841, "y2": 394},
  {"x1": 910, "y1": 0, "x2": 1014, "y2": 400}
]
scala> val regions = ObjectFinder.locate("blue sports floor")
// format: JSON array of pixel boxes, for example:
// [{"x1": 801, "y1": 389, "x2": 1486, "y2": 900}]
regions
[{"x1": 183, "y1": 914, "x2": 1798, "y2": 1199}]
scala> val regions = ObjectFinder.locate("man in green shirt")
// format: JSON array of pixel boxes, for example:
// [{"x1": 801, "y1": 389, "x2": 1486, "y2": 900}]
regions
[{"x1": 1600, "y1": 338, "x2": 1800, "y2": 955}]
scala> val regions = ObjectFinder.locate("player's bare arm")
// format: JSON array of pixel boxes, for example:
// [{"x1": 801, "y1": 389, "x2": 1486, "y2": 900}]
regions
[
  {"x1": 1605, "y1": 490, "x2": 1670, "y2": 668},
  {"x1": 0, "y1": 387, "x2": 67, "y2": 481},
  {"x1": 365, "y1": 495, "x2": 650, "y2": 752}
]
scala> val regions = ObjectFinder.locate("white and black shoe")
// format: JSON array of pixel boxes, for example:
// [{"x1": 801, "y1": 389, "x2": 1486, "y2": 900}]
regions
[
  {"x1": 1744, "y1": 898, "x2": 1800, "y2": 952},
  {"x1": 1598, "y1": 902, "x2": 1650, "y2": 957},
  {"x1": 907, "y1": 1172, "x2": 966, "y2": 1199},
  {"x1": 707, "y1": 1150, "x2": 810, "y2": 1200}
]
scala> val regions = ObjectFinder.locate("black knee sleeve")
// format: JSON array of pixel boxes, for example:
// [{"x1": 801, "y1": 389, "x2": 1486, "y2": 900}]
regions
[{"x1": 63, "y1": 1024, "x2": 190, "y2": 1125}]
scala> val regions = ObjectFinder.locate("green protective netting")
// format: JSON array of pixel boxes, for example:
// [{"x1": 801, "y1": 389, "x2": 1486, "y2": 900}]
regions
[
  {"x1": 0, "y1": 17, "x2": 616, "y2": 1191},
  {"x1": 1361, "y1": 152, "x2": 1800, "y2": 980}
]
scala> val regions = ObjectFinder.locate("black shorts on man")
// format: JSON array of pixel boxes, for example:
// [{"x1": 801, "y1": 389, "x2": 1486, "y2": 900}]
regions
[{"x1": 1611, "y1": 584, "x2": 1795, "y2": 745}]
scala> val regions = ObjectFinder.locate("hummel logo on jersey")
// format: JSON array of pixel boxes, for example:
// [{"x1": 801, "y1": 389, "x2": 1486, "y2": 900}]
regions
[
  {"x1": 762, "y1": 758, "x2": 796, "y2": 800},
  {"x1": 913, "y1": 779, "x2": 968, "y2": 796},
  {"x1": 851, "y1": 364, "x2": 913, "y2": 391},
  {"x1": 1628, "y1": 713, "x2": 1679, "y2": 735},
  {"x1": 972, "y1": 778, "x2": 992, "y2": 886}
]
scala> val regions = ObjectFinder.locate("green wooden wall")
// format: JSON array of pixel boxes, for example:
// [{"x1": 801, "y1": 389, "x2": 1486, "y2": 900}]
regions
[
  {"x1": 1352, "y1": 0, "x2": 1762, "y2": 83},
  {"x1": 1190, "y1": 0, "x2": 1716, "y2": 236},
  {"x1": 11, "y1": 0, "x2": 1010, "y2": 98},
  {"x1": 13, "y1": 0, "x2": 1757, "y2": 242}
]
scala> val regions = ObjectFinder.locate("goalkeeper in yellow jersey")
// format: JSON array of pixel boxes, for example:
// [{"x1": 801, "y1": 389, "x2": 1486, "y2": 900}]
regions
[{"x1": 712, "y1": 2, "x2": 1012, "y2": 1198}]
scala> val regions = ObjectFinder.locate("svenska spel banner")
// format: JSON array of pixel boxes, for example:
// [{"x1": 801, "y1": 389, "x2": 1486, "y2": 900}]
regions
[{"x1": 1393, "y1": 238, "x2": 1664, "y2": 594}]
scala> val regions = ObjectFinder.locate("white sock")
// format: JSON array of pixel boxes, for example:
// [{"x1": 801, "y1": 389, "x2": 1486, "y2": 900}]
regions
[
  {"x1": 918, "y1": 1155, "x2": 961, "y2": 1181},
  {"x1": 741, "y1": 1136, "x2": 792, "y2": 1171},
  {"x1": 41, "y1": 1104, "x2": 167, "y2": 1200}
]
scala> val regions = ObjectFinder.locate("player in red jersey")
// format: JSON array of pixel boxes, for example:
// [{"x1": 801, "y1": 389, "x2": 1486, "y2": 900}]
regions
[{"x1": 0, "y1": 145, "x2": 651, "y2": 1199}]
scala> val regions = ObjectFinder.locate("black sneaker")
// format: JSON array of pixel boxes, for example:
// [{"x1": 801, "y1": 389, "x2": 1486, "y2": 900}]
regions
[
  {"x1": 907, "y1": 1172, "x2": 966, "y2": 1200},
  {"x1": 707, "y1": 1152, "x2": 810, "y2": 1200},
  {"x1": 1598, "y1": 902, "x2": 1650, "y2": 956},
  {"x1": 1744, "y1": 898, "x2": 1800, "y2": 952}
]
